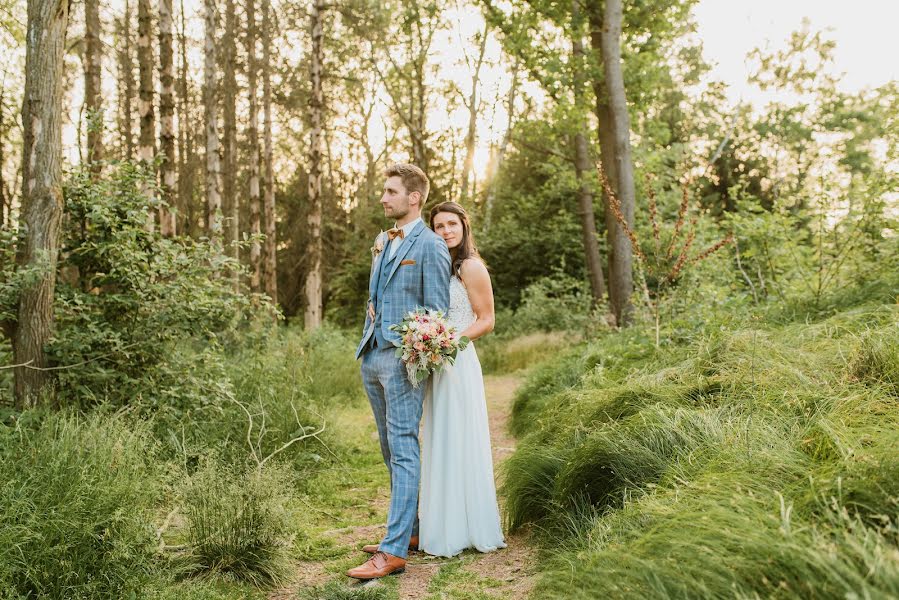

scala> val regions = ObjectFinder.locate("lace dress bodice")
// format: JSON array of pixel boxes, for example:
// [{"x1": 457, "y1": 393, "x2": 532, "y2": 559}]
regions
[{"x1": 447, "y1": 276, "x2": 476, "y2": 333}]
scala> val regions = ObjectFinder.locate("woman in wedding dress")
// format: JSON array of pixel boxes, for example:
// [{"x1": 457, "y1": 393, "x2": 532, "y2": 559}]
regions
[{"x1": 419, "y1": 201, "x2": 506, "y2": 557}]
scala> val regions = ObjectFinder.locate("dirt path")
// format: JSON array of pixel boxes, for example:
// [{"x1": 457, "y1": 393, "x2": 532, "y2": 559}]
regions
[{"x1": 273, "y1": 373, "x2": 537, "y2": 600}]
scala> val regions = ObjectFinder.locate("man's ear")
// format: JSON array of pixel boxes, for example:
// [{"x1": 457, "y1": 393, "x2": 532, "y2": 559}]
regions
[{"x1": 409, "y1": 190, "x2": 422, "y2": 208}]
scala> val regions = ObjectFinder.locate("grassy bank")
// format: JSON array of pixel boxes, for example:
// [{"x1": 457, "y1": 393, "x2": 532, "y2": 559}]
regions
[
  {"x1": 502, "y1": 299, "x2": 899, "y2": 598},
  {"x1": 0, "y1": 325, "x2": 367, "y2": 599}
]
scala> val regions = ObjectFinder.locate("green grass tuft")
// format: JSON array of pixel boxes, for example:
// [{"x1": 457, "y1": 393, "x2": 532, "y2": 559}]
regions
[
  {"x1": 181, "y1": 463, "x2": 294, "y2": 586},
  {"x1": 0, "y1": 412, "x2": 160, "y2": 598}
]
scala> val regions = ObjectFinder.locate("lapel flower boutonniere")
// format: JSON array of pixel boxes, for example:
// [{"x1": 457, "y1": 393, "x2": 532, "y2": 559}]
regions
[{"x1": 371, "y1": 232, "x2": 385, "y2": 258}]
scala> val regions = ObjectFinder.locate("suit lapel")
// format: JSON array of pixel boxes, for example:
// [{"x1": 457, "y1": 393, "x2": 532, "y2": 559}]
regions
[{"x1": 385, "y1": 220, "x2": 425, "y2": 285}]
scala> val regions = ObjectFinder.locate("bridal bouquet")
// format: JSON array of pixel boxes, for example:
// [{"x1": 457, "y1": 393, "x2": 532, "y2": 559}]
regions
[{"x1": 390, "y1": 309, "x2": 469, "y2": 387}]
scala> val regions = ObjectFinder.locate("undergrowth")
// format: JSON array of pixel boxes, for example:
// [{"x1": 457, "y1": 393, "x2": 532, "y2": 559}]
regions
[{"x1": 502, "y1": 300, "x2": 899, "y2": 598}]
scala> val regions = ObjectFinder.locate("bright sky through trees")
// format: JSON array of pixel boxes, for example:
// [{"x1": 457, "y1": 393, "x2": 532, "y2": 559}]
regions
[
  {"x1": 46, "y1": 0, "x2": 899, "y2": 178},
  {"x1": 695, "y1": 0, "x2": 899, "y2": 104}
]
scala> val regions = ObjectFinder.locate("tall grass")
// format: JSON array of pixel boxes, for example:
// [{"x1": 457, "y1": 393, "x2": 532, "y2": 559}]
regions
[
  {"x1": 181, "y1": 463, "x2": 293, "y2": 585},
  {"x1": 0, "y1": 412, "x2": 160, "y2": 598},
  {"x1": 502, "y1": 304, "x2": 899, "y2": 597}
]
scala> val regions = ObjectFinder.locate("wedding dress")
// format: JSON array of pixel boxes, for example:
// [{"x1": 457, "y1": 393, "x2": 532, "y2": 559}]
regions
[{"x1": 419, "y1": 275, "x2": 506, "y2": 557}]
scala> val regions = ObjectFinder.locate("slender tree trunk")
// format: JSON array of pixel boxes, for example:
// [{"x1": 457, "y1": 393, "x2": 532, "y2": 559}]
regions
[
  {"x1": 203, "y1": 0, "x2": 221, "y2": 245},
  {"x1": 246, "y1": 0, "x2": 261, "y2": 292},
  {"x1": 571, "y1": 0, "x2": 607, "y2": 308},
  {"x1": 157, "y1": 0, "x2": 176, "y2": 235},
  {"x1": 484, "y1": 59, "x2": 518, "y2": 230},
  {"x1": 176, "y1": 0, "x2": 193, "y2": 235},
  {"x1": 460, "y1": 28, "x2": 487, "y2": 204},
  {"x1": 0, "y1": 89, "x2": 5, "y2": 228},
  {"x1": 588, "y1": 0, "x2": 636, "y2": 326},
  {"x1": 138, "y1": 0, "x2": 156, "y2": 226},
  {"x1": 83, "y1": 0, "x2": 103, "y2": 172},
  {"x1": 304, "y1": 0, "x2": 324, "y2": 329},
  {"x1": 261, "y1": 0, "x2": 277, "y2": 302},
  {"x1": 221, "y1": 0, "x2": 238, "y2": 283},
  {"x1": 598, "y1": 0, "x2": 634, "y2": 325},
  {"x1": 14, "y1": 0, "x2": 70, "y2": 406},
  {"x1": 118, "y1": 0, "x2": 136, "y2": 160}
]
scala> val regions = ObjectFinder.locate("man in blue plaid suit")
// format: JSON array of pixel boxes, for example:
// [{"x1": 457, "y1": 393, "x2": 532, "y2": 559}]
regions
[{"x1": 348, "y1": 164, "x2": 451, "y2": 580}]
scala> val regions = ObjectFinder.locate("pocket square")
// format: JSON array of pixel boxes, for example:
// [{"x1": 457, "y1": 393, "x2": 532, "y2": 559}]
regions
[{"x1": 400, "y1": 259, "x2": 416, "y2": 266}]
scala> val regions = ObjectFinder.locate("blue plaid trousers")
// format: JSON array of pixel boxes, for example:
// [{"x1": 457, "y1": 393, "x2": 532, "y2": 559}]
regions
[{"x1": 360, "y1": 345, "x2": 424, "y2": 559}]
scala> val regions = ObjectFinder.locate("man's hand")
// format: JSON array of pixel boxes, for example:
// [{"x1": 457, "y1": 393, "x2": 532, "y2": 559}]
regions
[{"x1": 368, "y1": 302, "x2": 375, "y2": 321}]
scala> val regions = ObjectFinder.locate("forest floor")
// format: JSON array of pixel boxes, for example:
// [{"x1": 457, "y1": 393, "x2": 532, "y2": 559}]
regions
[{"x1": 270, "y1": 373, "x2": 538, "y2": 600}]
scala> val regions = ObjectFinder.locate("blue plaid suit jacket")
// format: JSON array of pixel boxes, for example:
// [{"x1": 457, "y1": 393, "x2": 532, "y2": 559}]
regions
[{"x1": 355, "y1": 220, "x2": 451, "y2": 359}]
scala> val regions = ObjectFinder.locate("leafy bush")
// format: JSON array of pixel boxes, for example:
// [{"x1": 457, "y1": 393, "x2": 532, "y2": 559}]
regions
[
  {"x1": 182, "y1": 462, "x2": 293, "y2": 586},
  {"x1": 0, "y1": 412, "x2": 160, "y2": 598},
  {"x1": 49, "y1": 163, "x2": 268, "y2": 415},
  {"x1": 502, "y1": 272, "x2": 595, "y2": 335},
  {"x1": 195, "y1": 324, "x2": 362, "y2": 467}
]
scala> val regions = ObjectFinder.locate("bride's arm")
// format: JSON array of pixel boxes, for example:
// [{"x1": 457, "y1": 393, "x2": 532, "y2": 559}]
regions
[{"x1": 459, "y1": 259, "x2": 495, "y2": 341}]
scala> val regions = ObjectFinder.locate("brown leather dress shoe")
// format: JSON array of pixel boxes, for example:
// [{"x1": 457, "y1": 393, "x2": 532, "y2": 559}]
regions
[
  {"x1": 362, "y1": 535, "x2": 419, "y2": 554},
  {"x1": 346, "y1": 551, "x2": 406, "y2": 580}
]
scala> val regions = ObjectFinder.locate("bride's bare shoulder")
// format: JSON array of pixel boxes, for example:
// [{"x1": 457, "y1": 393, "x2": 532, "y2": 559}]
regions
[{"x1": 459, "y1": 257, "x2": 490, "y2": 284}]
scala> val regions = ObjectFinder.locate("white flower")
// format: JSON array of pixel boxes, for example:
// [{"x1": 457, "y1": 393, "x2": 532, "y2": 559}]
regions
[{"x1": 371, "y1": 233, "x2": 385, "y2": 258}]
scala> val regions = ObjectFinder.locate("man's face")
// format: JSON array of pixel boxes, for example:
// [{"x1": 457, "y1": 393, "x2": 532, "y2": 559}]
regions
[{"x1": 381, "y1": 175, "x2": 419, "y2": 221}]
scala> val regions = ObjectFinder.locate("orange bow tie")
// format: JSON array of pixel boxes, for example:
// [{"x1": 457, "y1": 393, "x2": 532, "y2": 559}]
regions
[{"x1": 387, "y1": 228, "x2": 405, "y2": 241}]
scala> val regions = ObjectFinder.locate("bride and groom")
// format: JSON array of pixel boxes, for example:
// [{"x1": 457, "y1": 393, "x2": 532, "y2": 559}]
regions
[{"x1": 348, "y1": 163, "x2": 505, "y2": 580}]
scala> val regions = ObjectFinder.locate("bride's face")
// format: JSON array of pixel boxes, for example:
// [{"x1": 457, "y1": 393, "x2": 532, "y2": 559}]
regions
[{"x1": 432, "y1": 212, "x2": 464, "y2": 249}]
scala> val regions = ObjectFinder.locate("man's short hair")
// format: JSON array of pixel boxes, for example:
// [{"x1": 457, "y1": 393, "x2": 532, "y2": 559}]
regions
[{"x1": 385, "y1": 163, "x2": 430, "y2": 204}]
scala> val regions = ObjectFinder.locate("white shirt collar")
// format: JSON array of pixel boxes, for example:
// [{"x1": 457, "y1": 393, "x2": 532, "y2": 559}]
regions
[{"x1": 393, "y1": 217, "x2": 421, "y2": 238}]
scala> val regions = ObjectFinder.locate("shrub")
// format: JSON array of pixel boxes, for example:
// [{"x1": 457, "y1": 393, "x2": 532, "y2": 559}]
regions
[
  {"x1": 49, "y1": 162, "x2": 269, "y2": 415},
  {"x1": 182, "y1": 462, "x2": 293, "y2": 586},
  {"x1": 0, "y1": 411, "x2": 160, "y2": 598},
  {"x1": 504, "y1": 272, "x2": 595, "y2": 335},
  {"x1": 203, "y1": 325, "x2": 362, "y2": 467}
]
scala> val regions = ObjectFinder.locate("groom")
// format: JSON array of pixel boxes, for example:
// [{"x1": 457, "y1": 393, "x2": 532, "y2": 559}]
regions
[{"x1": 348, "y1": 164, "x2": 451, "y2": 580}]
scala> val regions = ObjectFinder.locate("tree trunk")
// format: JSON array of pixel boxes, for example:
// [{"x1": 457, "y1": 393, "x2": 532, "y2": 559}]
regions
[
  {"x1": 117, "y1": 0, "x2": 136, "y2": 160},
  {"x1": 484, "y1": 59, "x2": 519, "y2": 230},
  {"x1": 0, "y1": 89, "x2": 5, "y2": 228},
  {"x1": 460, "y1": 28, "x2": 488, "y2": 204},
  {"x1": 587, "y1": 0, "x2": 634, "y2": 326},
  {"x1": 261, "y1": 0, "x2": 277, "y2": 302},
  {"x1": 571, "y1": 0, "x2": 607, "y2": 308},
  {"x1": 137, "y1": 0, "x2": 156, "y2": 227},
  {"x1": 203, "y1": 0, "x2": 222, "y2": 246},
  {"x1": 304, "y1": 0, "x2": 324, "y2": 330},
  {"x1": 83, "y1": 0, "x2": 103, "y2": 171},
  {"x1": 221, "y1": 0, "x2": 238, "y2": 285},
  {"x1": 176, "y1": 0, "x2": 193, "y2": 235},
  {"x1": 157, "y1": 0, "x2": 176, "y2": 235},
  {"x1": 15, "y1": 0, "x2": 70, "y2": 407},
  {"x1": 245, "y1": 0, "x2": 262, "y2": 292}
]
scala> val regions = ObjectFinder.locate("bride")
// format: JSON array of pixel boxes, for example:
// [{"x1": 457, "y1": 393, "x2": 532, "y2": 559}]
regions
[{"x1": 419, "y1": 201, "x2": 506, "y2": 557}]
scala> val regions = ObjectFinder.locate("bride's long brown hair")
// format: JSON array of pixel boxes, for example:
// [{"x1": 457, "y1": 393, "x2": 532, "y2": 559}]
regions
[{"x1": 428, "y1": 201, "x2": 483, "y2": 277}]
